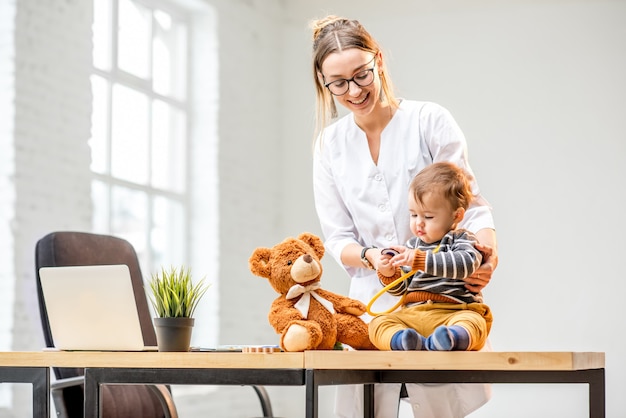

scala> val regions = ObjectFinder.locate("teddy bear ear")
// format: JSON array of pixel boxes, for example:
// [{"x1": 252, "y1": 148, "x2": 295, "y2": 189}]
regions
[
  {"x1": 249, "y1": 247, "x2": 273, "y2": 278},
  {"x1": 297, "y1": 232, "x2": 325, "y2": 259}
]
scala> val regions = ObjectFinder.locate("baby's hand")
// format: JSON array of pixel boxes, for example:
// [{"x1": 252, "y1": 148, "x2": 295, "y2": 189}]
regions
[{"x1": 383, "y1": 246, "x2": 414, "y2": 268}]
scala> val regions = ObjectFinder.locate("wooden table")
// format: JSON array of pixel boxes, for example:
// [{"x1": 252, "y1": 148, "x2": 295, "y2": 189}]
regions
[
  {"x1": 0, "y1": 351, "x2": 305, "y2": 418},
  {"x1": 76, "y1": 351, "x2": 305, "y2": 417},
  {"x1": 0, "y1": 350, "x2": 606, "y2": 418},
  {"x1": 304, "y1": 351, "x2": 606, "y2": 418}
]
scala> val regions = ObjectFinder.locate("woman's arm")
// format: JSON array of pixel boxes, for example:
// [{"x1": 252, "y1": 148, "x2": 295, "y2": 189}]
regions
[
  {"x1": 313, "y1": 137, "x2": 361, "y2": 269},
  {"x1": 465, "y1": 228, "x2": 498, "y2": 292},
  {"x1": 340, "y1": 243, "x2": 378, "y2": 270}
]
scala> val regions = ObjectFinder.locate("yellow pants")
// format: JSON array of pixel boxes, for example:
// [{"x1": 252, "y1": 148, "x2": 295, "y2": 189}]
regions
[{"x1": 368, "y1": 302, "x2": 493, "y2": 351}]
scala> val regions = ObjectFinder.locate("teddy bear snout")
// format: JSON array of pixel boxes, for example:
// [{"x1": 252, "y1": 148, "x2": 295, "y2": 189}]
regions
[{"x1": 291, "y1": 254, "x2": 321, "y2": 283}]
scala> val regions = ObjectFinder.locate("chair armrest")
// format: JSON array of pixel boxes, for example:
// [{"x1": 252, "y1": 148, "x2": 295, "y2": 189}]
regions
[
  {"x1": 51, "y1": 375, "x2": 85, "y2": 390},
  {"x1": 147, "y1": 384, "x2": 179, "y2": 418},
  {"x1": 50, "y1": 376, "x2": 84, "y2": 418},
  {"x1": 252, "y1": 385, "x2": 274, "y2": 418}
]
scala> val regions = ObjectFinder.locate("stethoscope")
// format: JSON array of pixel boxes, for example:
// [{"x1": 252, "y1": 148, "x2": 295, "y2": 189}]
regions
[{"x1": 365, "y1": 245, "x2": 440, "y2": 316}]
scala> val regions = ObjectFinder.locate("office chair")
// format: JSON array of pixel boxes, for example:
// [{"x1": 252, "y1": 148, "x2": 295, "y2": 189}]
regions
[
  {"x1": 35, "y1": 231, "x2": 276, "y2": 417},
  {"x1": 35, "y1": 231, "x2": 178, "y2": 418}
]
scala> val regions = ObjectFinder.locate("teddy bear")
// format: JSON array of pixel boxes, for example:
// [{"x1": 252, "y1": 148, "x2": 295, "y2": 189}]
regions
[{"x1": 249, "y1": 232, "x2": 377, "y2": 352}]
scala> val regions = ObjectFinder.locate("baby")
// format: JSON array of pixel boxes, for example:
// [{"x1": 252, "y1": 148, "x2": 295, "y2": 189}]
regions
[{"x1": 369, "y1": 162, "x2": 493, "y2": 351}]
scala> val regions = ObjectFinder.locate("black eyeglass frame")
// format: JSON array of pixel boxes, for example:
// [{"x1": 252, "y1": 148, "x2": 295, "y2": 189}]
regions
[{"x1": 323, "y1": 56, "x2": 377, "y2": 96}]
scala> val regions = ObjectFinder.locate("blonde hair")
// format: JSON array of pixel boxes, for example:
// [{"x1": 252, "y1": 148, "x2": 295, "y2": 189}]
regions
[{"x1": 310, "y1": 16, "x2": 399, "y2": 141}]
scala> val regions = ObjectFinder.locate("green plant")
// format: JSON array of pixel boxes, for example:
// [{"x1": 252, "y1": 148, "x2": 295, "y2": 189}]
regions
[{"x1": 148, "y1": 266, "x2": 209, "y2": 318}]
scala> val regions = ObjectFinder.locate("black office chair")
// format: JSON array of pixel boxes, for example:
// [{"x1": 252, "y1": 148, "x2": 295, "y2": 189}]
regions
[
  {"x1": 35, "y1": 231, "x2": 274, "y2": 418},
  {"x1": 35, "y1": 231, "x2": 178, "y2": 418}
]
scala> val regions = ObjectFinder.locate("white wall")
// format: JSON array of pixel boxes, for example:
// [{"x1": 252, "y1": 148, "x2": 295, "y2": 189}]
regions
[
  {"x1": 0, "y1": 0, "x2": 94, "y2": 414},
  {"x1": 280, "y1": 1, "x2": 626, "y2": 417}
]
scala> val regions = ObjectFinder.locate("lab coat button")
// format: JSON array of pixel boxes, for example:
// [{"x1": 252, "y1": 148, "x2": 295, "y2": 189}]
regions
[
  {"x1": 374, "y1": 174, "x2": 382, "y2": 181},
  {"x1": 378, "y1": 204, "x2": 386, "y2": 212}
]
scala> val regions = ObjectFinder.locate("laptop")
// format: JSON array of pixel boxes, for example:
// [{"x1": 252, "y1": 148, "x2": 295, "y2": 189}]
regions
[{"x1": 39, "y1": 264, "x2": 157, "y2": 351}]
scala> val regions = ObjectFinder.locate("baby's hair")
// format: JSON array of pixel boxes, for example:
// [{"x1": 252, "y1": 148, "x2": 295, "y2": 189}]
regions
[{"x1": 410, "y1": 162, "x2": 474, "y2": 210}]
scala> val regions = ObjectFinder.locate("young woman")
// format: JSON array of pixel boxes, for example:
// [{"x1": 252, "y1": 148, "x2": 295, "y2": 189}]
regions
[{"x1": 311, "y1": 15, "x2": 498, "y2": 418}]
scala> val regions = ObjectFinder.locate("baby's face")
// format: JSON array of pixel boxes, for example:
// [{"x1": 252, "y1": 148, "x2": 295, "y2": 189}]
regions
[{"x1": 408, "y1": 191, "x2": 458, "y2": 244}]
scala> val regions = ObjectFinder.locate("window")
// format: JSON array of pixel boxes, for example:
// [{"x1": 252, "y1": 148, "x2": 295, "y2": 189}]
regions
[{"x1": 90, "y1": 0, "x2": 190, "y2": 273}]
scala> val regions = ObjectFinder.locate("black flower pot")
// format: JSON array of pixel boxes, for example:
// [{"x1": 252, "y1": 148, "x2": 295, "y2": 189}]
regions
[{"x1": 154, "y1": 317, "x2": 195, "y2": 352}]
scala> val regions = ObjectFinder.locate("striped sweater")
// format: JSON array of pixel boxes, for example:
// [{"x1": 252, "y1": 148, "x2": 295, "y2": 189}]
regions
[{"x1": 378, "y1": 229, "x2": 483, "y2": 304}]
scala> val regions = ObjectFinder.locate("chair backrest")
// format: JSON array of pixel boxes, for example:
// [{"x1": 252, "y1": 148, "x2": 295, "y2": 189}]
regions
[
  {"x1": 35, "y1": 231, "x2": 157, "y2": 358},
  {"x1": 34, "y1": 231, "x2": 166, "y2": 418}
]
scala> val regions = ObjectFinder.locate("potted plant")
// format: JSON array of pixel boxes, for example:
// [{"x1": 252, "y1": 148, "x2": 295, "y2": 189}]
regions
[{"x1": 147, "y1": 266, "x2": 209, "y2": 352}]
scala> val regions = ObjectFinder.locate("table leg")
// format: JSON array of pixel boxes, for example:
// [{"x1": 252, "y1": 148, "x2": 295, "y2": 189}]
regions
[
  {"x1": 305, "y1": 369, "x2": 318, "y2": 418},
  {"x1": 31, "y1": 367, "x2": 50, "y2": 418},
  {"x1": 588, "y1": 369, "x2": 605, "y2": 418},
  {"x1": 304, "y1": 369, "x2": 378, "y2": 418},
  {"x1": 0, "y1": 367, "x2": 49, "y2": 418},
  {"x1": 363, "y1": 384, "x2": 374, "y2": 418},
  {"x1": 83, "y1": 368, "x2": 101, "y2": 417}
]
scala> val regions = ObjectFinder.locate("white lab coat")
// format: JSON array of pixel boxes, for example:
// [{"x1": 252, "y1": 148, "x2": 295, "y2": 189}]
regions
[{"x1": 313, "y1": 100, "x2": 495, "y2": 418}]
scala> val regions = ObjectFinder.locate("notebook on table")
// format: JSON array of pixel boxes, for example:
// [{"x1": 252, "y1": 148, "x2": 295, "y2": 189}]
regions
[{"x1": 39, "y1": 264, "x2": 157, "y2": 351}]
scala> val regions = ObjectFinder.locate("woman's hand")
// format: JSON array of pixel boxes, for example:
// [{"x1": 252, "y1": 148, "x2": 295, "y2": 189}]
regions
[
  {"x1": 465, "y1": 242, "x2": 498, "y2": 292},
  {"x1": 376, "y1": 249, "x2": 397, "y2": 277}
]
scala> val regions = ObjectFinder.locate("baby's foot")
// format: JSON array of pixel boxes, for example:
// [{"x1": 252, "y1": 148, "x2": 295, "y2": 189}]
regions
[
  {"x1": 426, "y1": 325, "x2": 470, "y2": 351},
  {"x1": 391, "y1": 329, "x2": 425, "y2": 350}
]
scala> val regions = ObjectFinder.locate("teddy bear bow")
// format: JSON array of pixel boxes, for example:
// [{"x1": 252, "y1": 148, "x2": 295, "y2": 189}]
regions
[{"x1": 286, "y1": 282, "x2": 336, "y2": 319}]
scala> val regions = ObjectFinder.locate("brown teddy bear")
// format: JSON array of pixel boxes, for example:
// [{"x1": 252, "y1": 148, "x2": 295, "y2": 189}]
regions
[{"x1": 249, "y1": 232, "x2": 377, "y2": 352}]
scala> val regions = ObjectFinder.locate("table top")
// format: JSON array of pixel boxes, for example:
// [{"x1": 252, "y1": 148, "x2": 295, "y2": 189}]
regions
[
  {"x1": 304, "y1": 351, "x2": 605, "y2": 371},
  {"x1": 0, "y1": 351, "x2": 304, "y2": 369},
  {"x1": 0, "y1": 350, "x2": 604, "y2": 371}
]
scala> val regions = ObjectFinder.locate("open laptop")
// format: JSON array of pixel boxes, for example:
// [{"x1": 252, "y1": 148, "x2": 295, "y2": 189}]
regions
[{"x1": 39, "y1": 264, "x2": 157, "y2": 351}]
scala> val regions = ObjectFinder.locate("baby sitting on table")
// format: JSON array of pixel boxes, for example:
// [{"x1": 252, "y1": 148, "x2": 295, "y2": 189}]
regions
[{"x1": 368, "y1": 162, "x2": 493, "y2": 351}]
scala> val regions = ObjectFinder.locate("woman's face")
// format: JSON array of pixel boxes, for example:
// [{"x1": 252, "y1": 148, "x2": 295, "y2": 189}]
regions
[{"x1": 320, "y1": 49, "x2": 382, "y2": 118}]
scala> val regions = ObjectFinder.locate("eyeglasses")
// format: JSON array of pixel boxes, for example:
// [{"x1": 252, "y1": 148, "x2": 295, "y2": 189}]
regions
[{"x1": 323, "y1": 56, "x2": 376, "y2": 96}]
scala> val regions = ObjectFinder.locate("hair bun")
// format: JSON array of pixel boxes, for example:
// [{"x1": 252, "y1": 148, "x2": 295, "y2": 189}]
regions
[{"x1": 310, "y1": 15, "x2": 345, "y2": 41}]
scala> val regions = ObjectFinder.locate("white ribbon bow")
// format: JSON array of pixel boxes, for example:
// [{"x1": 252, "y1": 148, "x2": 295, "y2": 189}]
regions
[{"x1": 286, "y1": 282, "x2": 336, "y2": 319}]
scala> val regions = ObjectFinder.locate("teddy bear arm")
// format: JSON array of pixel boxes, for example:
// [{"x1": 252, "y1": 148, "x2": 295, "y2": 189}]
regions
[
  {"x1": 316, "y1": 289, "x2": 367, "y2": 316},
  {"x1": 269, "y1": 299, "x2": 304, "y2": 333}
]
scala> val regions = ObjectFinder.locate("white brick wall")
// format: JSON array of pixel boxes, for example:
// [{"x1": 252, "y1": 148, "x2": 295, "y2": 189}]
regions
[
  {"x1": 11, "y1": 0, "x2": 94, "y2": 346},
  {"x1": 0, "y1": 0, "x2": 17, "y2": 354},
  {"x1": 213, "y1": 0, "x2": 285, "y2": 349},
  {"x1": 0, "y1": 0, "x2": 17, "y2": 412},
  {"x1": 1, "y1": 0, "x2": 93, "y2": 415},
  {"x1": 0, "y1": 0, "x2": 318, "y2": 416}
]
